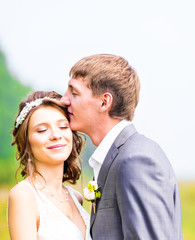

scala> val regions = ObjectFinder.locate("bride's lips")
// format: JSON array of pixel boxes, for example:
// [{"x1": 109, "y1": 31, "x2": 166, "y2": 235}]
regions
[{"x1": 47, "y1": 144, "x2": 66, "y2": 150}]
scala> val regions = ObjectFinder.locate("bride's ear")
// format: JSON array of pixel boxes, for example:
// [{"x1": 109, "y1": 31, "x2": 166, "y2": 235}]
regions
[{"x1": 99, "y1": 92, "x2": 113, "y2": 112}]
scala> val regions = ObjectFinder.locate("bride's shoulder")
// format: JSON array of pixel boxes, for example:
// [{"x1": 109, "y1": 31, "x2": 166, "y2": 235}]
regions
[
  {"x1": 8, "y1": 180, "x2": 39, "y2": 225},
  {"x1": 9, "y1": 180, "x2": 35, "y2": 203}
]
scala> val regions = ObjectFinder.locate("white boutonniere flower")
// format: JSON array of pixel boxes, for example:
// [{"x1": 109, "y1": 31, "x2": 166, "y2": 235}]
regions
[{"x1": 83, "y1": 181, "x2": 101, "y2": 213}]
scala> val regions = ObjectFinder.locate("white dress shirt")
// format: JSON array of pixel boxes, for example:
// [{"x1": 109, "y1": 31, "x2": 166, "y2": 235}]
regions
[{"x1": 89, "y1": 120, "x2": 131, "y2": 180}]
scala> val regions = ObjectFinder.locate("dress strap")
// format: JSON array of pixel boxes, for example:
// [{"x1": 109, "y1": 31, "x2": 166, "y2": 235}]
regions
[
  {"x1": 18, "y1": 179, "x2": 47, "y2": 213},
  {"x1": 66, "y1": 186, "x2": 90, "y2": 228}
]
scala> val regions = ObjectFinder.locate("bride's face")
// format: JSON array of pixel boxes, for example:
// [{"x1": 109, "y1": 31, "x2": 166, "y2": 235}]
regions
[{"x1": 28, "y1": 106, "x2": 73, "y2": 166}]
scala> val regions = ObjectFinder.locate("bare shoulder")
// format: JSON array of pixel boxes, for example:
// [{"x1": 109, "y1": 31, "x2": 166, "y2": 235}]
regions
[
  {"x1": 9, "y1": 182, "x2": 36, "y2": 205},
  {"x1": 8, "y1": 181, "x2": 39, "y2": 221},
  {"x1": 9, "y1": 182, "x2": 31, "y2": 196},
  {"x1": 8, "y1": 182, "x2": 39, "y2": 239}
]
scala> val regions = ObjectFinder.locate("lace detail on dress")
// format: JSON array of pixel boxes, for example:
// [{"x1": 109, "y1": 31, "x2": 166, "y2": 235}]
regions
[{"x1": 18, "y1": 180, "x2": 92, "y2": 240}]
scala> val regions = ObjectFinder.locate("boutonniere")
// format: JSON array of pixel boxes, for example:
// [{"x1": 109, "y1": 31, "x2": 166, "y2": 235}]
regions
[{"x1": 83, "y1": 181, "x2": 101, "y2": 213}]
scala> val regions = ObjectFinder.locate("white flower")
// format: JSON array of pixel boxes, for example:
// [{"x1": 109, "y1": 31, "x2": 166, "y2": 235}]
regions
[
  {"x1": 83, "y1": 181, "x2": 101, "y2": 213},
  {"x1": 83, "y1": 187, "x2": 96, "y2": 200},
  {"x1": 83, "y1": 181, "x2": 101, "y2": 201}
]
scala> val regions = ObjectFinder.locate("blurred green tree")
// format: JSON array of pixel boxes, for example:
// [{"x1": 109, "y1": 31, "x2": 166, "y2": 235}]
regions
[{"x1": 0, "y1": 50, "x2": 31, "y2": 184}]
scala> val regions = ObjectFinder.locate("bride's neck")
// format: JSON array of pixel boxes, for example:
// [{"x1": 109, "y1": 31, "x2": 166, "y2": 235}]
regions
[{"x1": 32, "y1": 165, "x2": 64, "y2": 193}]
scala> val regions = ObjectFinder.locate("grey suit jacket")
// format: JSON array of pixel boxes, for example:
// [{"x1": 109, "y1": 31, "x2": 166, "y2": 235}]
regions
[{"x1": 90, "y1": 124, "x2": 183, "y2": 240}]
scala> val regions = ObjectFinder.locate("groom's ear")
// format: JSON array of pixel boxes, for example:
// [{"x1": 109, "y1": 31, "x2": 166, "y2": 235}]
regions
[{"x1": 99, "y1": 92, "x2": 113, "y2": 112}]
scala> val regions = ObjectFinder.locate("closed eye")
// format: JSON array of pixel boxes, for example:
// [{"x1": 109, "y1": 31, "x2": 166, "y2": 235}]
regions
[
  {"x1": 60, "y1": 126, "x2": 69, "y2": 129},
  {"x1": 37, "y1": 129, "x2": 47, "y2": 133}
]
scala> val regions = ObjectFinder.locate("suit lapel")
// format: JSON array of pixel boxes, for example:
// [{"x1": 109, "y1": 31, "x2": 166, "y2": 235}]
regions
[
  {"x1": 90, "y1": 124, "x2": 137, "y2": 229},
  {"x1": 98, "y1": 124, "x2": 136, "y2": 190}
]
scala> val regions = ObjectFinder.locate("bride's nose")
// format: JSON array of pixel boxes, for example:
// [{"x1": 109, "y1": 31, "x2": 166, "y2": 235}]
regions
[{"x1": 49, "y1": 131, "x2": 62, "y2": 141}]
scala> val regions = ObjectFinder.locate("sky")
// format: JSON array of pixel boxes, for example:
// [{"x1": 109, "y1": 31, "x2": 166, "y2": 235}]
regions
[{"x1": 0, "y1": 0, "x2": 194, "y2": 179}]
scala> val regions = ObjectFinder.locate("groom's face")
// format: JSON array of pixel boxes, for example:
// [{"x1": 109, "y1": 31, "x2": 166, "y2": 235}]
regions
[{"x1": 61, "y1": 77, "x2": 102, "y2": 134}]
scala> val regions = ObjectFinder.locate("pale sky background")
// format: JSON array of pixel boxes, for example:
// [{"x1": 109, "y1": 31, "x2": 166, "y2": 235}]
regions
[{"x1": 0, "y1": 0, "x2": 194, "y2": 179}]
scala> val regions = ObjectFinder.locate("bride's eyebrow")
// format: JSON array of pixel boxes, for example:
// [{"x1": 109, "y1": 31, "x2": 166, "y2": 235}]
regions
[
  {"x1": 58, "y1": 119, "x2": 69, "y2": 124},
  {"x1": 32, "y1": 119, "x2": 68, "y2": 129},
  {"x1": 31, "y1": 122, "x2": 47, "y2": 131}
]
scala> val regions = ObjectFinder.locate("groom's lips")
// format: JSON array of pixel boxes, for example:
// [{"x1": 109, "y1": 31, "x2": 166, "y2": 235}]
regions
[{"x1": 68, "y1": 111, "x2": 73, "y2": 117}]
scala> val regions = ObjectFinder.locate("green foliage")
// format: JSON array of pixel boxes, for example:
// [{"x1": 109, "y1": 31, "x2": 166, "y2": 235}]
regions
[
  {"x1": 0, "y1": 160, "x2": 17, "y2": 184},
  {"x1": 0, "y1": 190, "x2": 10, "y2": 240},
  {"x1": 0, "y1": 51, "x2": 31, "y2": 183},
  {"x1": 179, "y1": 182, "x2": 195, "y2": 239},
  {"x1": 0, "y1": 51, "x2": 31, "y2": 159}
]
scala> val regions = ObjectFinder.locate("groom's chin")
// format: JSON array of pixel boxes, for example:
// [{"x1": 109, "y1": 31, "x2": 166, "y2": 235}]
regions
[{"x1": 69, "y1": 121, "x2": 81, "y2": 132}]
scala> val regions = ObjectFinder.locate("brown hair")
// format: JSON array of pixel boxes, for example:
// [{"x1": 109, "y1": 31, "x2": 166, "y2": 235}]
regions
[
  {"x1": 70, "y1": 54, "x2": 140, "y2": 121},
  {"x1": 12, "y1": 91, "x2": 84, "y2": 184}
]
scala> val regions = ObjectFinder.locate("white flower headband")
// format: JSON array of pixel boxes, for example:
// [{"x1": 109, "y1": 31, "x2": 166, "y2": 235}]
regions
[{"x1": 15, "y1": 97, "x2": 55, "y2": 128}]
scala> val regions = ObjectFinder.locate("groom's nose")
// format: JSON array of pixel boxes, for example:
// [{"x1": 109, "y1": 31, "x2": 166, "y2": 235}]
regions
[{"x1": 60, "y1": 92, "x2": 71, "y2": 106}]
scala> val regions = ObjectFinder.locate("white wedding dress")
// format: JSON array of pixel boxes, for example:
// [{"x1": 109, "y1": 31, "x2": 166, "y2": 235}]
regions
[{"x1": 19, "y1": 180, "x2": 92, "y2": 240}]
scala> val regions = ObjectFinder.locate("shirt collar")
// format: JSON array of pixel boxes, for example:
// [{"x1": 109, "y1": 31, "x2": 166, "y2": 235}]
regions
[{"x1": 89, "y1": 120, "x2": 131, "y2": 166}]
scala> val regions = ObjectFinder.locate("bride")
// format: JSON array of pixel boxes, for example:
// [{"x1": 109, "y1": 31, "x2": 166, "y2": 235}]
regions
[{"x1": 8, "y1": 91, "x2": 92, "y2": 240}]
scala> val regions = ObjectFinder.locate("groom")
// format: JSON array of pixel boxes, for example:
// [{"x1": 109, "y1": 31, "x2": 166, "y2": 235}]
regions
[{"x1": 61, "y1": 54, "x2": 183, "y2": 239}]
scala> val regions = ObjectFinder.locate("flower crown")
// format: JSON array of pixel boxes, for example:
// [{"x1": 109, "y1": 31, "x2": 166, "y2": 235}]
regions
[{"x1": 15, "y1": 97, "x2": 55, "y2": 128}]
